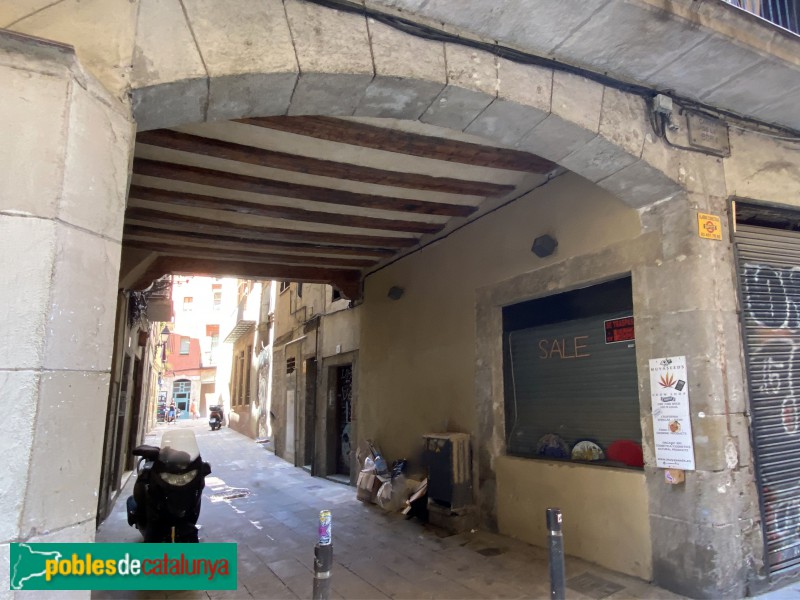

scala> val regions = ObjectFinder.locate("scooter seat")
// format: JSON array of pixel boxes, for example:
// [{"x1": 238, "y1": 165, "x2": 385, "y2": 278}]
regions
[{"x1": 159, "y1": 429, "x2": 201, "y2": 470}]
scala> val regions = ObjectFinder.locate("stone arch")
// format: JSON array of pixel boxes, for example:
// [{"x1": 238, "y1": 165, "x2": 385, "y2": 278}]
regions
[{"x1": 127, "y1": 0, "x2": 684, "y2": 210}]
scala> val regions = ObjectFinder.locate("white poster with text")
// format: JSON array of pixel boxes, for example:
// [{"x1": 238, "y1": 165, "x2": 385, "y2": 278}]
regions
[{"x1": 649, "y1": 355, "x2": 695, "y2": 470}]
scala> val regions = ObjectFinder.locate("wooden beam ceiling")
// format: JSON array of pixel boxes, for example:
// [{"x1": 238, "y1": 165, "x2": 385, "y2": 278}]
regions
[
  {"x1": 126, "y1": 207, "x2": 418, "y2": 248},
  {"x1": 128, "y1": 185, "x2": 444, "y2": 234},
  {"x1": 124, "y1": 225, "x2": 396, "y2": 258},
  {"x1": 133, "y1": 158, "x2": 477, "y2": 217},
  {"x1": 124, "y1": 116, "x2": 555, "y2": 296},
  {"x1": 239, "y1": 116, "x2": 557, "y2": 172},
  {"x1": 136, "y1": 129, "x2": 516, "y2": 197}
]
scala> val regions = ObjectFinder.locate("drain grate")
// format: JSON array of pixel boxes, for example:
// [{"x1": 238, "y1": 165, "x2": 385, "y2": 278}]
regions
[
  {"x1": 209, "y1": 488, "x2": 251, "y2": 503},
  {"x1": 476, "y1": 547, "x2": 506, "y2": 557},
  {"x1": 566, "y1": 572, "x2": 625, "y2": 599}
]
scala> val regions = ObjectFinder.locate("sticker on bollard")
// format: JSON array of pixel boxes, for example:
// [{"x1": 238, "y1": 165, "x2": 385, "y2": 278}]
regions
[
  {"x1": 318, "y1": 510, "x2": 332, "y2": 546},
  {"x1": 313, "y1": 510, "x2": 333, "y2": 600}
]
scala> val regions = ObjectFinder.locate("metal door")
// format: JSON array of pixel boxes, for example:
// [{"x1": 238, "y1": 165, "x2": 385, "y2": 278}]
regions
[
  {"x1": 335, "y1": 365, "x2": 353, "y2": 476},
  {"x1": 172, "y1": 379, "x2": 191, "y2": 419},
  {"x1": 736, "y1": 223, "x2": 800, "y2": 575}
]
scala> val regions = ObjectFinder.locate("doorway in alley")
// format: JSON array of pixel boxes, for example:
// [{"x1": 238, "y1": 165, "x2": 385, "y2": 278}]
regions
[
  {"x1": 125, "y1": 357, "x2": 144, "y2": 470},
  {"x1": 302, "y1": 358, "x2": 317, "y2": 470},
  {"x1": 334, "y1": 364, "x2": 353, "y2": 476},
  {"x1": 173, "y1": 379, "x2": 191, "y2": 419}
]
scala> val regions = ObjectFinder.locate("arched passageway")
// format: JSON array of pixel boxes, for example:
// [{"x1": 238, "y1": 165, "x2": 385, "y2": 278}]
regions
[
  {"x1": 7, "y1": 0, "x2": 796, "y2": 596},
  {"x1": 118, "y1": 0, "x2": 682, "y2": 298}
]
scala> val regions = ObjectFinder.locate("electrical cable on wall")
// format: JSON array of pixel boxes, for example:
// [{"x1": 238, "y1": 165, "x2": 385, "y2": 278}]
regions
[{"x1": 303, "y1": 0, "x2": 800, "y2": 142}]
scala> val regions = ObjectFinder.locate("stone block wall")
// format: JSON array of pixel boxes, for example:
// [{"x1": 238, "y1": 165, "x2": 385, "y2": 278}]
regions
[{"x1": 0, "y1": 31, "x2": 133, "y2": 571}]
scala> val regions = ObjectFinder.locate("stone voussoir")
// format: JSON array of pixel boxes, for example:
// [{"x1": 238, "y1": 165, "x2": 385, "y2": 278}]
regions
[
  {"x1": 420, "y1": 42, "x2": 497, "y2": 131},
  {"x1": 284, "y1": 0, "x2": 374, "y2": 116},
  {"x1": 464, "y1": 58, "x2": 552, "y2": 146},
  {"x1": 182, "y1": 0, "x2": 299, "y2": 121},
  {"x1": 131, "y1": 0, "x2": 209, "y2": 130},
  {"x1": 355, "y1": 18, "x2": 446, "y2": 119}
]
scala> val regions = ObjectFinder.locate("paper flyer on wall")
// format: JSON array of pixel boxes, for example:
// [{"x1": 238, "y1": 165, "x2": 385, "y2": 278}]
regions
[{"x1": 649, "y1": 355, "x2": 696, "y2": 471}]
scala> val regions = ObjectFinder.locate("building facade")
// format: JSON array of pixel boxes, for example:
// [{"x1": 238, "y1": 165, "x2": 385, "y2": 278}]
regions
[
  {"x1": 271, "y1": 282, "x2": 360, "y2": 479},
  {"x1": 97, "y1": 280, "x2": 171, "y2": 522},
  {"x1": 222, "y1": 280, "x2": 274, "y2": 440}
]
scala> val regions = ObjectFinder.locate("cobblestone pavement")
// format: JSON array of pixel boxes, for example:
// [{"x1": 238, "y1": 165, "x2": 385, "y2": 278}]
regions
[{"x1": 94, "y1": 421, "x2": 682, "y2": 600}]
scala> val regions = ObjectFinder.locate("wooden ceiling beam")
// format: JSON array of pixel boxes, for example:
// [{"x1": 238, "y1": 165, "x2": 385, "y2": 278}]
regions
[
  {"x1": 129, "y1": 256, "x2": 363, "y2": 300},
  {"x1": 128, "y1": 185, "x2": 444, "y2": 235},
  {"x1": 239, "y1": 116, "x2": 557, "y2": 173},
  {"x1": 137, "y1": 129, "x2": 515, "y2": 198},
  {"x1": 133, "y1": 158, "x2": 476, "y2": 218},
  {"x1": 125, "y1": 207, "x2": 417, "y2": 249},
  {"x1": 123, "y1": 239, "x2": 377, "y2": 268},
  {"x1": 123, "y1": 225, "x2": 395, "y2": 258}
]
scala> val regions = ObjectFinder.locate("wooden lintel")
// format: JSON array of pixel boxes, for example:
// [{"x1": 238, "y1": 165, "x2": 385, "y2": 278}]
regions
[
  {"x1": 123, "y1": 240, "x2": 377, "y2": 268},
  {"x1": 132, "y1": 158, "x2": 476, "y2": 218},
  {"x1": 125, "y1": 207, "x2": 418, "y2": 249},
  {"x1": 130, "y1": 257, "x2": 364, "y2": 301},
  {"x1": 128, "y1": 184, "x2": 444, "y2": 235},
  {"x1": 137, "y1": 129, "x2": 515, "y2": 198},
  {"x1": 123, "y1": 225, "x2": 396, "y2": 258},
  {"x1": 238, "y1": 116, "x2": 557, "y2": 173}
]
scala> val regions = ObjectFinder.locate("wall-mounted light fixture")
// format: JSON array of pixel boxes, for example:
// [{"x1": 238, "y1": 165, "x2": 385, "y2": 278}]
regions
[
  {"x1": 531, "y1": 234, "x2": 558, "y2": 258},
  {"x1": 158, "y1": 325, "x2": 170, "y2": 362},
  {"x1": 387, "y1": 286, "x2": 405, "y2": 301}
]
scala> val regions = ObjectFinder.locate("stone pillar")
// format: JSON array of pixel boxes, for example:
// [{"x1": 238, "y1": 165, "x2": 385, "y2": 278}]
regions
[
  {"x1": 0, "y1": 30, "x2": 133, "y2": 587},
  {"x1": 635, "y1": 189, "x2": 763, "y2": 598}
]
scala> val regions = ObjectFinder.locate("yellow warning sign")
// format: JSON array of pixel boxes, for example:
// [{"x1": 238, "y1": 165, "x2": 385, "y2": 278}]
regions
[{"x1": 698, "y1": 213, "x2": 723, "y2": 241}]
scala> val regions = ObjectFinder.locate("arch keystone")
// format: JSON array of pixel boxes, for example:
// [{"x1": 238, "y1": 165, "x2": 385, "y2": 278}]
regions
[
  {"x1": 182, "y1": 0, "x2": 299, "y2": 121},
  {"x1": 420, "y1": 43, "x2": 496, "y2": 131},
  {"x1": 285, "y1": 0, "x2": 374, "y2": 116},
  {"x1": 354, "y1": 19, "x2": 446, "y2": 120},
  {"x1": 465, "y1": 58, "x2": 552, "y2": 146}
]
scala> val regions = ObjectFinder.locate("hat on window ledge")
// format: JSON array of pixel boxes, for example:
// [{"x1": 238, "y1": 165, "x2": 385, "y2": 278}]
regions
[{"x1": 606, "y1": 439, "x2": 644, "y2": 467}]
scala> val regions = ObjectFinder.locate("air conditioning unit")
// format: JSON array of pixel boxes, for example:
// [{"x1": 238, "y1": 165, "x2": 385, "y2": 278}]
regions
[{"x1": 422, "y1": 433, "x2": 472, "y2": 510}]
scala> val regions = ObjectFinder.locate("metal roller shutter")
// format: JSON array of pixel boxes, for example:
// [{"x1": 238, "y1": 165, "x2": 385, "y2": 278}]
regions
[
  {"x1": 736, "y1": 223, "x2": 800, "y2": 575},
  {"x1": 505, "y1": 310, "x2": 641, "y2": 458}
]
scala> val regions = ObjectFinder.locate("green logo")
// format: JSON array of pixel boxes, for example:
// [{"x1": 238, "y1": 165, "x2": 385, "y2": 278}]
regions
[{"x1": 10, "y1": 543, "x2": 237, "y2": 590}]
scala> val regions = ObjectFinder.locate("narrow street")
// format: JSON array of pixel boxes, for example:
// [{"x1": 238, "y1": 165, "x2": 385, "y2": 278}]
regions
[{"x1": 95, "y1": 422, "x2": 680, "y2": 600}]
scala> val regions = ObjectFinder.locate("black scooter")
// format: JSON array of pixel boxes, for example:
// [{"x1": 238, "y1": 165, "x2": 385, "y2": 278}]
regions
[
  {"x1": 209, "y1": 405, "x2": 224, "y2": 431},
  {"x1": 126, "y1": 429, "x2": 211, "y2": 542}
]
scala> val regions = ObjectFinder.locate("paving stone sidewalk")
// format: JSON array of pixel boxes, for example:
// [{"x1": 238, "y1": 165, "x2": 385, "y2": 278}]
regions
[{"x1": 94, "y1": 422, "x2": 682, "y2": 600}]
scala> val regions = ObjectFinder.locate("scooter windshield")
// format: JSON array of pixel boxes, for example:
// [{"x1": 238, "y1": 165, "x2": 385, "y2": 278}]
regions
[{"x1": 159, "y1": 429, "x2": 201, "y2": 470}]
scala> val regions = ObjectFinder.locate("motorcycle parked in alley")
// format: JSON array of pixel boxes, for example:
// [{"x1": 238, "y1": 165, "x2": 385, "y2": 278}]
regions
[
  {"x1": 209, "y1": 404, "x2": 224, "y2": 431},
  {"x1": 126, "y1": 429, "x2": 211, "y2": 542}
]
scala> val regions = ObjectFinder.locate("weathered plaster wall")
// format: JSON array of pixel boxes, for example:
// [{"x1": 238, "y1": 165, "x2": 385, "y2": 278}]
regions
[
  {"x1": 320, "y1": 307, "x2": 360, "y2": 358},
  {"x1": 359, "y1": 173, "x2": 641, "y2": 462},
  {"x1": 0, "y1": 29, "x2": 133, "y2": 580},
  {"x1": 723, "y1": 127, "x2": 800, "y2": 202},
  {"x1": 359, "y1": 118, "x2": 792, "y2": 595},
  {"x1": 466, "y1": 146, "x2": 768, "y2": 597},
  {"x1": 228, "y1": 329, "x2": 260, "y2": 440},
  {"x1": 496, "y1": 457, "x2": 651, "y2": 579}
]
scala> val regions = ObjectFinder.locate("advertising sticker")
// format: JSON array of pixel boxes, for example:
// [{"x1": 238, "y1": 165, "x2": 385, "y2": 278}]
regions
[{"x1": 649, "y1": 356, "x2": 695, "y2": 470}]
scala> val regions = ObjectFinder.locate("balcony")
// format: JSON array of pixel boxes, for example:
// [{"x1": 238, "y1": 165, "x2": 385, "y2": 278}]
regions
[{"x1": 723, "y1": 0, "x2": 799, "y2": 34}]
